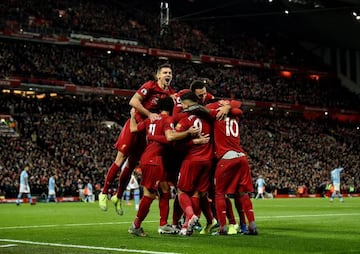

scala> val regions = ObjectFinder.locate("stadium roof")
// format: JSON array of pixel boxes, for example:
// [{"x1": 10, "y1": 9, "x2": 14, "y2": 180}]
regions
[{"x1": 136, "y1": 0, "x2": 360, "y2": 49}]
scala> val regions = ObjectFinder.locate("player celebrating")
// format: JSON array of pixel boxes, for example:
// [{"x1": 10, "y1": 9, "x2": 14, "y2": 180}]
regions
[
  {"x1": 128, "y1": 97, "x2": 205, "y2": 236},
  {"x1": 175, "y1": 92, "x2": 215, "y2": 236},
  {"x1": 203, "y1": 99, "x2": 258, "y2": 235},
  {"x1": 98, "y1": 63, "x2": 175, "y2": 214}
]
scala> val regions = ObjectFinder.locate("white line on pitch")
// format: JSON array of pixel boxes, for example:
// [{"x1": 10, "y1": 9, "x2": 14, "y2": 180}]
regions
[
  {"x1": 0, "y1": 244, "x2": 18, "y2": 248},
  {"x1": 0, "y1": 239, "x2": 181, "y2": 254},
  {"x1": 258, "y1": 213, "x2": 360, "y2": 220},
  {"x1": 0, "y1": 220, "x2": 158, "y2": 230},
  {"x1": 1, "y1": 213, "x2": 360, "y2": 230}
]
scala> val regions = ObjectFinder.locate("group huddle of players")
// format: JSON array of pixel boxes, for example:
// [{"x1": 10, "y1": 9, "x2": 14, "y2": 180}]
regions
[{"x1": 98, "y1": 63, "x2": 258, "y2": 236}]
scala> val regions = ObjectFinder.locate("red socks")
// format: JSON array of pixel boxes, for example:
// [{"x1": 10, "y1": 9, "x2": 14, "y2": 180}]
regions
[
  {"x1": 226, "y1": 197, "x2": 236, "y2": 225},
  {"x1": 134, "y1": 195, "x2": 154, "y2": 228},
  {"x1": 116, "y1": 166, "x2": 132, "y2": 198},
  {"x1": 215, "y1": 193, "x2": 227, "y2": 229},
  {"x1": 172, "y1": 195, "x2": 183, "y2": 226},
  {"x1": 237, "y1": 194, "x2": 255, "y2": 223},
  {"x1": 178, "y1": 192, "x2": 194, "y2": 220},
  {"x1": 102, "y1": 163, "x2": 119, "y2": 194},
  {"x1": 200, "y1": 195, "x2": 214, "y2": 224},
  {"x1": 191, "y1": 196, "x2": 200, "y2": 217},
  {"x1": 159, "y1": 191, "x2": 170, "y2": 226}
]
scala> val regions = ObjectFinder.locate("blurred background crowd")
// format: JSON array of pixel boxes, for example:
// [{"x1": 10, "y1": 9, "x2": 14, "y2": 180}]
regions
[{"x1": 0, "y1": 0, "x2": 359, "y2": 199}]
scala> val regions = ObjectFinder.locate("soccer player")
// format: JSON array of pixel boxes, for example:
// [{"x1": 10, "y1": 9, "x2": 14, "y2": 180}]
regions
[
  {"x1": 47, "y1": 172, "x2": 58, "y2": 203},
  {"x1": 175, "y1": 92, "x2": 215, "y2": 236},
  {"x1": 255, "y1": 175, "x2": 266, "y2": 200},
  {"x1": 330, "y1": 166, "x2": 344, "y2": 202},
  {"x1": 171, "y1": 81, "x2": 224, "y2": 234},
  {"x1": 84, "y1": 179, "x2": 94, "y2": 203},
  {"x1": 190, "y1": 80, "x2": 215, "y2": 105},
  {"x1": 128, "y1": 97, "x2": 205, "y2": 236},
  {"x1": 123, "y1": 172, "x2": 140, "y2": 211},
  {"x1": 16, "y1": 165, "x2": 33, "y2": 205},
  {"x1": 98, "y1": 63, "x2": 175, "y2": 214},
  {"x1": 205, "y1": 99, "x2": 258, "y2": 235},
  {"x1": 172, "y1": 80, "x2": 215, "y2": 123}
]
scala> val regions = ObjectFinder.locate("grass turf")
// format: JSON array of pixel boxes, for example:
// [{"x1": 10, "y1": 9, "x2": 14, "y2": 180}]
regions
[{"x1": 0, "y1": 198, "x2": 359, "y2": 254}]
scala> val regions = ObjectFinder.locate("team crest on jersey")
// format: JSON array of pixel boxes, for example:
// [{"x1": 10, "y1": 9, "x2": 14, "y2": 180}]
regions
[{"x1": 141, "y1": 88, "x2": 148, "y2": 95}]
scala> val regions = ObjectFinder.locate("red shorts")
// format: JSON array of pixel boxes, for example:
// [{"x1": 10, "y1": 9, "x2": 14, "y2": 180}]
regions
[
  {"x1": 177, "y1": 160, "x2": 213, "y2": 193},
  {"x1": 214, "y1": 156, "x2": 253, "y2": 194},
  {"x1": 114, "y1": 119, "x2": 146, "y2": 161},
  {"x1": 140, "y1": 160, "x2": 165, "y2": 192}
]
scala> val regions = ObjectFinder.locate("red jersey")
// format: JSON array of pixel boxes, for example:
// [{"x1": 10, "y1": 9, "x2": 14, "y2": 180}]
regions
[
  {"x1": 175, "y1": 114, "x2": 213, "y2": 161},
  {"x1": 200, "y1": 92, "x2": 215, "y2": 105},
  {"x1": 172, "y1": 89, "x2": 191, "y2": 123},
  {"x1": 135, "y1": 80, "x2": 175, "y2": 122},
  {"x1": 206, "y1": 101, "x2": 244, "y2": 159},
  {"x1": 172, "y1": 90, "x2": 214, "y2": 123},
  {"x1": 137, "y1": 113, "x2": 174, "y2": 165}
]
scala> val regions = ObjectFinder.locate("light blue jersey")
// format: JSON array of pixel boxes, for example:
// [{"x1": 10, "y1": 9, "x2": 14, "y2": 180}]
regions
[
  {"x1": 48, "y1": 177, "x2": 56, "y2": 193},
  {"x1": 331, "y1": 167, "x2": 343, "y2": 184},
  {"x1": 256, "y1": 178, "x2": 266, "y2": 188},
  {"x1": 20, "y1": 170, "x2": 28, "y2": 185},
  {"x1": 87, "y1": 182, "x2": 93, "y2": 194},
  {"x1": 17, "y1": 168, "x2": 32, "y2": 205}
]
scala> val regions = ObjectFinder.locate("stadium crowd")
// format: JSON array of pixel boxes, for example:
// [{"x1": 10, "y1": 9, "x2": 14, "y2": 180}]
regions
[
  {"x1": 1, "y1": 39, "x2": 358, "y2": 110},
  {"x1": 1, "y1": 0, "x2": 325, "y2": 67},
  {"x1": 0, "y1": 93, "x2": 358, "y2": 199},
  {"x1": 0, "y1": 0, "x2": 359, "y2": 202}
]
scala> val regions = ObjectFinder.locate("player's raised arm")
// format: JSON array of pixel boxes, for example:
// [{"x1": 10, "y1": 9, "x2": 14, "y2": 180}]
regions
[
  {"x1": 129, "y1": 92, "x2": 158, "y2": 121},
  {"x1": 129, "y1": 108, "x2": 139, "y2": 133}
]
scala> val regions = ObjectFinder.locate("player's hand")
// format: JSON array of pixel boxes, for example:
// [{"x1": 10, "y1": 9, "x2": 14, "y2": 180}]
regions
[
  {"x1": 148, "y1": 113, "x2": 159, "y2": 122},
  {"x1": 187, "y1": 126, "x2": 200, "y2": 136},
  {"x1": 130, "y1": 108, "x2": 136, "y2": 118},
  {"x1": 218, "y1": 99, "x2": 230, "y2": 106},
  {"x1": 216, "y1": 104, "x2": 230, "y2": 120},
  {"x1": 193, "y1": 134, "x2": 210, "y2": 144}
]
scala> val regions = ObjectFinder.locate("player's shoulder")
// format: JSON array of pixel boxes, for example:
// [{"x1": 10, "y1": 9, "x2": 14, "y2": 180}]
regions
[{"x1": 138, "y1": 80, "x2": 157, "y2": 90}]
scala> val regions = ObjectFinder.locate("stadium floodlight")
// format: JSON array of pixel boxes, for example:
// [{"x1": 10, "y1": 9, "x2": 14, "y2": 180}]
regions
[
  {"x1": 160, "y1": 2, "x2": 169, "y2": 36},
  {"x1": 284, "y1": 10, "x2": 289, "y2": 15},
  {"x1": 352, "y1": 12, "x2": 357, "y2": 17}
]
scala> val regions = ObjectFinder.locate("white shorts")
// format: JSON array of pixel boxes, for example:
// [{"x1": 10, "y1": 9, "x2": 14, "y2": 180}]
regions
[
  {"x1": 333, "y1": 183, "x2": 340, "y2": 192},
  {"x1": 258, "y1": 187, "x2": 264, "y2": 194},
  {"x1": 19, "y1": 184, "x2": 30, "y2": 193},
  {"x1": 48, "y1": 190, "x2": 56, "y2": 196}
]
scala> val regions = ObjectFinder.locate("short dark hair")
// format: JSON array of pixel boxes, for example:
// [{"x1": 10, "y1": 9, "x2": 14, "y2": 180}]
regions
[
  {"x1": 157, "y1": 96, "x2": 174, "y2": 114},
  {"x1": 157, "y1": 63, "x2": 172, "y2": 73},
  {"x1": 190, "y1": 80, "x2": 206, "y2": 91},
  {"x1": 180, "y1": 91, "x2": 199, "y2": 103}
]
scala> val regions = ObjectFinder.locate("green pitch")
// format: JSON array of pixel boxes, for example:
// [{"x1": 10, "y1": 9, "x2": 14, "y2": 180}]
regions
[{"x1": 0, "y1": 198, "x2": 359, "y2": 254}]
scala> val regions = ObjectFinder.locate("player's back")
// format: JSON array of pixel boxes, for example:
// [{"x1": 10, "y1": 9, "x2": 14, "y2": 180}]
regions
[
  {"x1": 212, "y1": 114, "x2": 243, "y2": 159},
  {"x1": 140, "y1": 114, "x2": 171, "y2": 165},
  {"x1": 176, "y1": 114, "x2": 213, "y2": 161}
]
